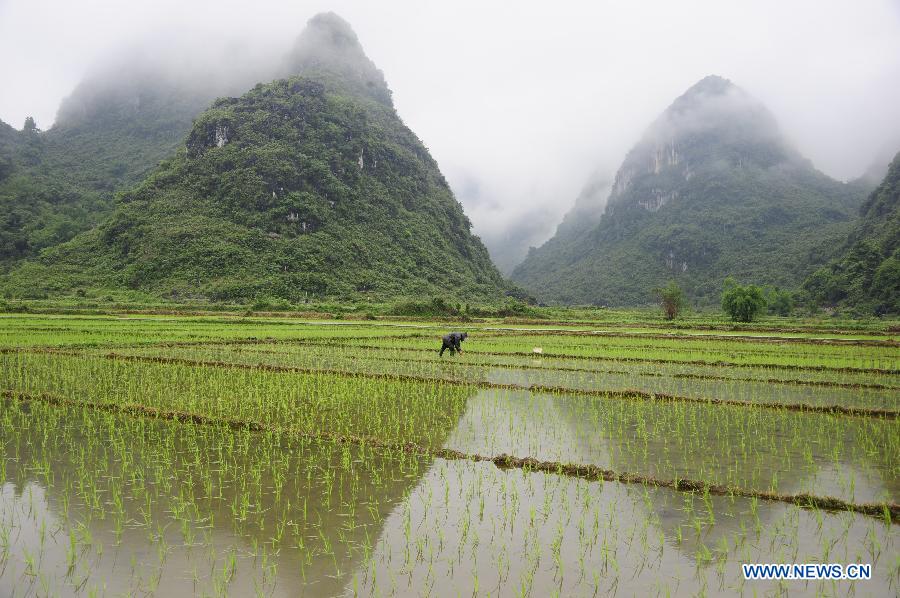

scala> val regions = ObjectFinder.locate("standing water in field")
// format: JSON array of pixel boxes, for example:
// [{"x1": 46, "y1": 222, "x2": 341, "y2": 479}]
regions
[
  {"x1": 0, "y1": 315, "x2": 898, "y2": 595},
  {"x1": 350, "y1": 457, "x2": 897, "y2": 596},
  {"x1": 2, "y1": 398, "x2": 896, "y2": 597},
  {"x1": 0, "y1": 399, "x2": 444, "y2": 596},
  {"x1": 442, "y1": 382, "x2": 898, "y2": 504}
]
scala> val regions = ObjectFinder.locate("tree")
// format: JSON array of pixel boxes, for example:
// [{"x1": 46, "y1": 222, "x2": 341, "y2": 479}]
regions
[
  {"x1": 721, "y1": 277, "x2": 766, "y2": 322},
  {"x1": 655, "y1": 280, "x2": 685, "y2": 320},
  {"x1": 766, "y1": 287, "x2": 794, "y2": 316},
  {"x1": 23, "y1": 116, "x2": 37, "y2": 134}
]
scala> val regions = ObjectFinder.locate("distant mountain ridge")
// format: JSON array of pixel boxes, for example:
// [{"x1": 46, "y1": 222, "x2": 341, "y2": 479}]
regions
[
  {"x1": 511, "y1": 76, "x2": 867, "y2": 305},
  {"x1": 3, "y1": 13, "x2": 507, "y2": 302}
]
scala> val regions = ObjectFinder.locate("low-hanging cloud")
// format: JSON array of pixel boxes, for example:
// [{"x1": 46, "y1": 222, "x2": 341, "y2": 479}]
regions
[{"x1": 2, "y1": 0, "x2": 899, "y2": 272}]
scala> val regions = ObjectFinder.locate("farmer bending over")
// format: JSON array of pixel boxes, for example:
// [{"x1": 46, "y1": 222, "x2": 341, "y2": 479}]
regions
[{"x1": 440, "y1": 332, "x2": 467, "y2": 357}]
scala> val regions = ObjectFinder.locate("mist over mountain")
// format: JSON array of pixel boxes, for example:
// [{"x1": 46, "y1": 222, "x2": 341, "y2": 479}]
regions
[
  {"x1": 0, "y1": 14, "x2": 411, "y2": 272},
  {"x1": 284, "y1": 12, "x2": 391, "y2": 107},
  {"x1": 3, "y1": 13, "x2": 506, "y2": 302},
  {"x1": 507, "y1": 172, "x2": 612, "y2": 276},
  {"x1": 511, "y1": 76, "x2": 867, "y2": 305},
  {"x1": 552, "y1": 175, "x2": 613, "y2": 241},
  {"x1": 3, "y1": 1, "x2": 899, "y2": 282},
  {"x1": 0, "y1": 36, "x2": 285, "y2": 269},
  {"x1": 850, "y1": 139, "x2": 900, "y2": 190},
  {"x1": 1, "y1": 4, "x2": 897, "y2": 310}
]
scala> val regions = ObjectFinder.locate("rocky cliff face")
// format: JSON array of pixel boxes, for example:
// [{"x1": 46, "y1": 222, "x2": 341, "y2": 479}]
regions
[
  {"x1": 511, "y1": 76, "x2": 865, "y2": 305},
  {"x1": 605, "y1": 76, "x2": 798, "y2": 214}
]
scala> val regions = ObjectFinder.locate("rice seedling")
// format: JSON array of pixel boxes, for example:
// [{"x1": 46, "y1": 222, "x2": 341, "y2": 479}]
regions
[{"x1": 0, "y1": 314, "x2": 896, "y2": 594}]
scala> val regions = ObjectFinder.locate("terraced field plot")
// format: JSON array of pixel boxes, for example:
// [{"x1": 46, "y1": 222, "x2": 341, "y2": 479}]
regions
[{"x1": 0, "y1": 314, "x2": 897, "y2": 596}]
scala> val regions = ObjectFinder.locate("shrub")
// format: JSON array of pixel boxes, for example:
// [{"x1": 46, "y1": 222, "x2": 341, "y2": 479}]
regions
[
  {"x1": 721, "y1": 277, "x2": 767, "y2": 322},
  {"x1": 654, "y1": 281, "x2": 685, "y2": 320}
]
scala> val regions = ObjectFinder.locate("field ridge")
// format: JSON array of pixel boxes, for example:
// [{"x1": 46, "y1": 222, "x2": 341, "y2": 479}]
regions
[{"x1": 4, "y1": 389, "x2": 896, "y2": 523}]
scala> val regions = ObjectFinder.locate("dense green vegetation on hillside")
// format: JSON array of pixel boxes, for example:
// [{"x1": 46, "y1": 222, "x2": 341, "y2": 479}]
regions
[
  {"x1": 0, "y1": 82, "x2": 215, "y2": 269},
  {"x1": 3, "y1": 15, "x2": 506, "y2": 303},
  {"x1": 5, "y1": 32, "x2": 894, "y2": 313},
  {"x1": 803, "y1": 152, "x2": 900, "y2": 314},
  {"x1": 512, "y1": 76, "x2": 867, "y2": 307}
]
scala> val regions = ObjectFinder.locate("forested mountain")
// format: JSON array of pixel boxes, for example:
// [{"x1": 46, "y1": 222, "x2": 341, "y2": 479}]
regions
[
  {"x1": 803, "y1": 152, "x2": 900, "y2": 314},
  {"x1": 511, "y1": 76, "x2": 867, "y2": 305},
  {"x1": 3, "y1": 13, "x2": 506, "y2": 302},
  {"x1": 0, "y1": 46, "x2": 269, "y2": 269}
]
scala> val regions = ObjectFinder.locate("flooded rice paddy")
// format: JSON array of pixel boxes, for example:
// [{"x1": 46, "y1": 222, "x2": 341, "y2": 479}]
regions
[{"x1": 0, "y1": 314, "x2": 897, "y2": 596}]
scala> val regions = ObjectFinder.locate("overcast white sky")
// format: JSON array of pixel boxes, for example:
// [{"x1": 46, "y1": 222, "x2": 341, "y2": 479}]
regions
[{"x1": 2, "y1": 0, "x2": 899, "y2": 270}]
